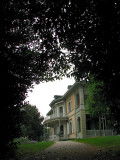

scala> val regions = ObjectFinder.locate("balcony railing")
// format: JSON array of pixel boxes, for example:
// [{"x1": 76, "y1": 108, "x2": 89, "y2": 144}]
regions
[{"x1": 44, "y1": 113, "x2": 67, "y2": 121}]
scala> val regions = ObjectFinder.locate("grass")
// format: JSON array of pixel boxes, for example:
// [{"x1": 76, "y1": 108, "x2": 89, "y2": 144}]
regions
[
  {"x1": 73, "y1": 136, "x2": 120, "y2": 152},
  {"x1": 17, "y1": 141, "x2": 55, "y2": 159},
  {"x1": 16, "y1": 136, "x2": 120, "y2": 158}
]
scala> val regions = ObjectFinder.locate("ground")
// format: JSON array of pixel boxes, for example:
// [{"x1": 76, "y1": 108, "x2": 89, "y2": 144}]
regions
[
  {"x1": 19, "y1": 136, "x2": 120, "y2": 160},
  {"x1": 23, "y1": 141, "x2": 100, "y2": 160}
]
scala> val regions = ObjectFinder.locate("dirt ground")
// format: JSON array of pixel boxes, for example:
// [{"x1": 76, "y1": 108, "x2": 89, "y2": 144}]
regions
[{"x1": 24, "y1": 141, "x2": 100, "y2": 160}]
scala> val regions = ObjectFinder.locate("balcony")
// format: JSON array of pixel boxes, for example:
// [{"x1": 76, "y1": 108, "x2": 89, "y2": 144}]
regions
[{"x1": 44, "y1": 113, "x2": 68, "y2": 122}]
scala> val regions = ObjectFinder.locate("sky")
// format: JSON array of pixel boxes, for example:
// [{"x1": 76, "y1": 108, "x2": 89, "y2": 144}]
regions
[{"x1": 25, "y1": 77, "x2": 75, "y2": 117}]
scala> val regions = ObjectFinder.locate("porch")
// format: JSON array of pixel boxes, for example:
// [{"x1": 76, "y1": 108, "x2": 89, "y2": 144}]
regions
[{"x1": 43, "y1": 116, "x2": 68, "y2": 141}]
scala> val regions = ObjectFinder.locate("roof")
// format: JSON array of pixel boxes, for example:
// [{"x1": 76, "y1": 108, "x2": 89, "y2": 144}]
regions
[{"x1": 46, "y1": 109, "x2": 53, "y2": 116}]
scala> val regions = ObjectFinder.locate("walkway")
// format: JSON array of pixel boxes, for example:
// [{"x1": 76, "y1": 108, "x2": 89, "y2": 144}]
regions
[{"x1": 26, "y1": 141, "x2": 99, "y2": 160}]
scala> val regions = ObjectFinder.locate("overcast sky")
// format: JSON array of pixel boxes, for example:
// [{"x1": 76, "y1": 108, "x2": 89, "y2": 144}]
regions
[{"x1": 26, "y1": 77, "x2": 75, "y2": 117}]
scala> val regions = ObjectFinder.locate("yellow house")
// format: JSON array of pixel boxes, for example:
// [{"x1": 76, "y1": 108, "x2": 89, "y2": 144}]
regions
[
  {"x1": 43, "y1": 81, "x2": 114, "y2": 140},
  {"x1": 43, "y1": 81, "x2": 88, "y2": 140}
]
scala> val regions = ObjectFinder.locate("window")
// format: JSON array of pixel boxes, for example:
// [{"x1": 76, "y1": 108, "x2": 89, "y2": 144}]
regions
[
  {"x1": 76, "y1": 93, "x2": 79, "y2": 108},
  {"x1": 69, "y1": 121, "x2": 72, "y2": 134},
  {"x1": 60, "y1": 125, "x2": 64, "y2": 135},
  {"x1": 77, "y1": 117, "x2": 81, "y2": 133},
  {"x1": 68, "y1": 100, "x2": 72, "y2": 112},
  {"x1": 59, "y1": 107, "x2": 63, "y2": 113}
]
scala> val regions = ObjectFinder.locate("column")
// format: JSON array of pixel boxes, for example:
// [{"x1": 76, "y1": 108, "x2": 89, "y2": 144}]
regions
[
  {"x1": 74, "y1": 93, "x2": 76, "y2": 108},
  {"x1": 79, "y1": 85, "x2": 86, "y2": 138},
  {"x1": 80, "y1": 108, "x2": 86, "y2": 138},
  {"x1": 79, "y1": 86, "x2": 84, "y2": 109},
  {"x1": 74, "y1": 93, "x2": 77, "y2": 138},
  {"x1": 67, "y1": 122, "x2": 69, "y2": 135},
  {"x1": 63, "y1": 101, "x2": 66, "y2": 116},
  {"x1": 64, "y1": 123, "x2": 67, "y2": 138},
  {"x1": 57, "y1": 107, "x2": 59, "y2": 117},
  {"x1": 59, "y1": 120, "x2": 61, "y2": 134}
]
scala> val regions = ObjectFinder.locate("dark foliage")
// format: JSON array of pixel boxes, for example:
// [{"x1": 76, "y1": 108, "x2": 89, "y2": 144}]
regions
[
  {"x1": 0, "y1": 0, "x2": 69, "y2": 159},
  {"x1": 32, "y1": 0, "x2": 120, "y2": 130}
]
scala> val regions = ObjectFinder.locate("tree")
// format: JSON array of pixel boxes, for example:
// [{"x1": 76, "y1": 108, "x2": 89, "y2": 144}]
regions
[
  {"x1": 86, "y1": 76, "x2": 110, "y2": 132},
  {"x1": 38, "y1": 0, "x2": 120, "y2": 81},
  {"x1": 86, "y1": 77, "x2": 108, "y2": 117},
  {"x1": 1, "y1": 1, "x2": 69, "y2": 159},
  {"x1": 30, "y1": 1, "x2": 120, "y2": 127},
  {"x1": 31, "y1": 0, "x2": 120, "y2": 129},
  {"x1": 21, "y1": 103, "x2": 44, "y2": 141}
]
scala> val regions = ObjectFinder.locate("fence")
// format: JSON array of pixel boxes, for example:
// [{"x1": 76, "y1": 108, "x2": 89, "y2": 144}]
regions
[{"x1": 87, "y1": 130, "x2": 115, "y2": 137}]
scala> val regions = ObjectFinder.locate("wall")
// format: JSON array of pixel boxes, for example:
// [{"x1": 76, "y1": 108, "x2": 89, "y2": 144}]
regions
[
  {"x1": 68, "y1": 115, "x2": 75, "y2": 138},
  {"x1": 66, "y1": 93, "x2": 74, "y2": 113}
]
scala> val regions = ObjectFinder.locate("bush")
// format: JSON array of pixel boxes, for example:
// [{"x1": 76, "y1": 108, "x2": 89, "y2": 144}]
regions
[{"x1": 14, "y1": 137, "x2": 31, "y2": 145}]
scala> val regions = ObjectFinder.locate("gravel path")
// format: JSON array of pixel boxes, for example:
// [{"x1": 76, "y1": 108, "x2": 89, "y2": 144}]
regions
[{"x1": 26, "y1": 141, "x2": 99, "y2": 160}]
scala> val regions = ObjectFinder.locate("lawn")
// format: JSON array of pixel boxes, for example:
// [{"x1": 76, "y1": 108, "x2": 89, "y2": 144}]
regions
[
  {"x1": 17, "y1": 141, "x2": 55, "y2": 159},
  {"x1": 73, "y1": 136, "x2": 120, "y2": 151}
]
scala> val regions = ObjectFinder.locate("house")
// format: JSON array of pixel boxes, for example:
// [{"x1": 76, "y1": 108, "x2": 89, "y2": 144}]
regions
[{"x1": 43, "y1": 81, "x2": 114, "y2": 141}]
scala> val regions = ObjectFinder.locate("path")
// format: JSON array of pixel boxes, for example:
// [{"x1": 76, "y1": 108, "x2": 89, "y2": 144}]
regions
[{"x1": 26, "y1": 141, "x2": 99, "y2": 160}]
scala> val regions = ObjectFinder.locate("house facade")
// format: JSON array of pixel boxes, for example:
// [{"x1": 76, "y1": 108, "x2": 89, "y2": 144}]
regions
[{"x1": 43, "y1": 81, "x2": 114, "y2": 141}]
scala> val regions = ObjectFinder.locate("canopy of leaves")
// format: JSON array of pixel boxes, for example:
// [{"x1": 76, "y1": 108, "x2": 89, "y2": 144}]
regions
[
  {"x1": 0, "y1": 0, "x2": 70, "y2": 159},
  {"x1": 0, "y1": 1, "x2": 70, "y2": 159},
  {"x1": 31, "y1": 1, "x2": 120, "y2": 126},
  {"x1": 31, "y1": 0, "x2": 120, "y2": 127},
  {"x1": 31, "y1": 0, "x2": 120, "y2": 81}
]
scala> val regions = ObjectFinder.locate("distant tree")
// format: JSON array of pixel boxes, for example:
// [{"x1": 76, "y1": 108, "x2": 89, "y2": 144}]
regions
[{"x1": 21, "y1": 103, "x2": 44, "y2": 141}]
